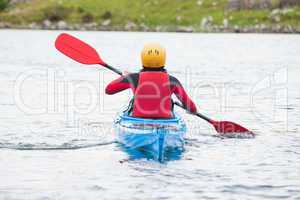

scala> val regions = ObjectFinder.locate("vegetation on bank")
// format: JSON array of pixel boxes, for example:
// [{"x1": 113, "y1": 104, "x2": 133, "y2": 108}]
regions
[
  {"x1": 0, "y1": 0, "x2": 300, "y2": 33},
  {"x1": 0, "y1": 0, "x2": 9, "y2": 11}
]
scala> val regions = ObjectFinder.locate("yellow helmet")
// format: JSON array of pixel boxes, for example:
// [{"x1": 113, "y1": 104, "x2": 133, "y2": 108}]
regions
[{"x1": 141, "y1": 43, "x2": 166, "y2": 68}]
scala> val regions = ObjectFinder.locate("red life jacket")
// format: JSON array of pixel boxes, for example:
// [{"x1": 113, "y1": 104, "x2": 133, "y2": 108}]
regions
[{"x1": 133, "y1": 72, "x2": 172, "y2": 119}]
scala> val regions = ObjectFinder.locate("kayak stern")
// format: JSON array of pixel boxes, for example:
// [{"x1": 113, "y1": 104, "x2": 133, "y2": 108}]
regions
[{"x1": 114, "y1": 112, "x2": 186, "y2": 162}]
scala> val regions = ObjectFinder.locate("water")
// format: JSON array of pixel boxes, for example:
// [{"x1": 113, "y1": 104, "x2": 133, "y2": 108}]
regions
[{"x1": 0, "y1": 30, "x2": 300, "y2": 199}]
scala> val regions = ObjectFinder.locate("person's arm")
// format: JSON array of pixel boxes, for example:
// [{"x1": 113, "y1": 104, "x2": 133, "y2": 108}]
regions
[
  {"x1": 170, "y1": 76, "x2": 197, "y2": 113},
  {"x1": 105, "y1": 76, "x2": 130, "y2": 95},
  {"x1": 105, "y1": 73, "x2": 138, "y2": 95}
]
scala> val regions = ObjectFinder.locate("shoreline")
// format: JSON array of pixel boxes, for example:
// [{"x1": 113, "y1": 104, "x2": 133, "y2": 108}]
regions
[
  {"x1": 0, "y1": 23, "x2": 299, "y2": 34},
  {"x1": 1, "y1": 1, "x2": 300, "y2": 34}
]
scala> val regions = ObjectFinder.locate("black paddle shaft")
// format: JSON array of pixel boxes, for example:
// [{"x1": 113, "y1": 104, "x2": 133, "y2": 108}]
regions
[
  {"x1": 104, "y1": 63, "x2": 123, "y2": 76},
  {"x1": 174, "y1": 102, "x2": 211, "y2": 122}
]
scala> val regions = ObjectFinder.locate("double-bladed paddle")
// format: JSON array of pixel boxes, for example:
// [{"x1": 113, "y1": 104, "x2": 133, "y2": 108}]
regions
[{"x1": 55, "y1": 33, "x2": 255, "y2": 137}]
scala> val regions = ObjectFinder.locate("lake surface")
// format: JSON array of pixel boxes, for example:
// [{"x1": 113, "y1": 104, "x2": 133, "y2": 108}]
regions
[{"x1": 0, "y1": 30, "x2": 299, "y2": 199}]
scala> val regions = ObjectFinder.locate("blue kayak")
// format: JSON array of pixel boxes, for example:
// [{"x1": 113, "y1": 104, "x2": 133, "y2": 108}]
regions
[{"x1": 114, "y1": 111, "x2": 187, "y2": 162}]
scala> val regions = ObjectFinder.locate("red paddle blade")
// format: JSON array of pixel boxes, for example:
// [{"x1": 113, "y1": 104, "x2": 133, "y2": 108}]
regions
[
  {"x1": 211, "y1": 121, "x2": 255, "y2": 137},
  {"x1": 55, "y1": 33, "x2": 105, "y2": 65}
]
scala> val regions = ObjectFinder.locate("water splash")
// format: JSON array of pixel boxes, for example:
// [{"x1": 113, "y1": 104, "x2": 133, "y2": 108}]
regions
[{"x1": 218, "y1": 132, "x2": 256, "y2": 139}]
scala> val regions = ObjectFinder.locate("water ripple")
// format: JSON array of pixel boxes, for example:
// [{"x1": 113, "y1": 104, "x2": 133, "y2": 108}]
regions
[{"x1": 0, "y1": 141, "x2": 115, "y2": 151}]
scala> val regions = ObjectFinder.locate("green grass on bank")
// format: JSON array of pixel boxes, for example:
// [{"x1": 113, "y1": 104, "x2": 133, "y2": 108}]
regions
[
  {"x1": 0, "y1": 0, "x2": 9, "y2": 11},
  {"x1": 0, "y1": 0, "x2": 300, "y2": 31},
  {"x1": 0, "y1": 0, "x2": 227, "y2": 26}
]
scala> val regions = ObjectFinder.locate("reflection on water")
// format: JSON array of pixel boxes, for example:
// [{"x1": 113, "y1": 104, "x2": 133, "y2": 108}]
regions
[{"x1": 119, "y1": 145, "x2": 184, "y2": 163}]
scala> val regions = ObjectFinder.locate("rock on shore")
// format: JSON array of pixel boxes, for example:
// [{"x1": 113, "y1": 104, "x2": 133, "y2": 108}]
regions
[{"x1": 1, "y1": 19, "x2": 299, "y2": 33}]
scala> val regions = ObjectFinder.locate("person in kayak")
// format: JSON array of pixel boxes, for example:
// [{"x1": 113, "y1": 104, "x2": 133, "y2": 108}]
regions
[{"x1": 105, "y1": 43, "x2": 197, "y2": 119}]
